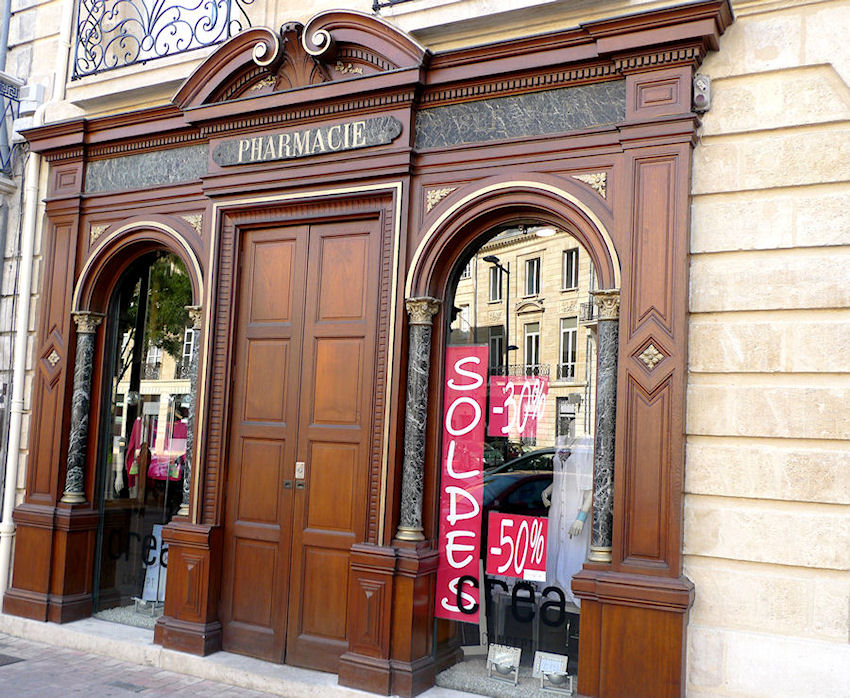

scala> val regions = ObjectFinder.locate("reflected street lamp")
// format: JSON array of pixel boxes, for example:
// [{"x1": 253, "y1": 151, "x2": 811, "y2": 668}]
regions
[{"x1": 483, "y1": 254, "x2": 510, "y2": 372}]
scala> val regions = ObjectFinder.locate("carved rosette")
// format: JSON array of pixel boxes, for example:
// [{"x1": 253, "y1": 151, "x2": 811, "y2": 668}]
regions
[
  {"x1": 572, "y1": 172, "x2": 607, "y2": 199},
  {"x1": 406, "y1": 297, "x2": 440, "y2": 326},
  {"x1": 592, "y1": 289, "x2": 621, "y2": 320}
]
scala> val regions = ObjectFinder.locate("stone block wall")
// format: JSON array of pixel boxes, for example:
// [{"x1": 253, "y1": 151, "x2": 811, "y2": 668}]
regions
[{"x1": 686, "y1": 1, "x2": 850, "y2": 695}]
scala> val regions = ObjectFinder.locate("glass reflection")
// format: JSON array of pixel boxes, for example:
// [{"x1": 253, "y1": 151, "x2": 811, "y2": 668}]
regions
[
  {"x1": 438, "y1": 224, "x2": 598, "y2": 694},
  {"x1": 93, "y1": 252, "x2": 193, "y2": 628}
]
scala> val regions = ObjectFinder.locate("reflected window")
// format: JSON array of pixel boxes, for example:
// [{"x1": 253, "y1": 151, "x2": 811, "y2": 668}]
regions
[
  {"x1": 524, "y1": 322, "x2": 540, "y2": 374},
  {"x1": 559, "y1": 317, "x2": 577, "y2": 381},
  {"x1": 525, "y1": 257, "x2": 541, "y2": 296},
  {"x1": 489, "y1": 266, "x2": 502, "y2": 302},
  {"x1": 562, "y1": 248, "x2": 578, "y2": 290},
  {"x1": 92, "y1": 252, "x2": 193, "y2": 629}
]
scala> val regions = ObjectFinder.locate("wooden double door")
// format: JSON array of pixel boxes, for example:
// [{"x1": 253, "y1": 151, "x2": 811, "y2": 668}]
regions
[{"x1": 220, "y1": 218, "x2": 380, "y2": 671}]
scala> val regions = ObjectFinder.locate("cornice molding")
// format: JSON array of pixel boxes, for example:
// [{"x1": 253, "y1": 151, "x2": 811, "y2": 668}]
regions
[{"x1": 17, "y1": 2, "x2": 732, "y2": 162}]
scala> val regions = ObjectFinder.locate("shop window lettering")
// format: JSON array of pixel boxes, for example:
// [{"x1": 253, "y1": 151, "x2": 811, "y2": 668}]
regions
[
  {"x1": 488, "y1": 375, "x2": 549, "y2": 439},
  {"x1": 450, "y1": 575, "x2": 569, "y2": 627},
  {"x1": 106, "y1": 528, "x2": 168, "y2": 568},
  {"x1": 435, "y1": 347, "x2": 488, "y2": 622}
]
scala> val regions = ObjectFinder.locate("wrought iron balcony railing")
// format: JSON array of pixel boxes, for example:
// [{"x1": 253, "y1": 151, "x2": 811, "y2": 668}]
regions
[
  {"x1": 579, "y1": 301, "x2": 597, "y2": 324},
  {"x1": 557, "y1": 362, "x2": 576, "y2": 381},
  {"x1": 143, "y1": 362, "x2": 161, "y2": 380},
  {"x1": 173, "y1": 359, "x2": 192, "y2": 380},
  {"x1": 72, "y1": 0, "x2": 254, "y2": 80},
  {"x1": 373, "y1": 0, "x2": 417, "y2": 10},
  {"x1": 490, "y1": 363, "x2": 550, "y2": 378},
  {"x1": 0, "y1": 73, "x2": 22, "y2": 174}
]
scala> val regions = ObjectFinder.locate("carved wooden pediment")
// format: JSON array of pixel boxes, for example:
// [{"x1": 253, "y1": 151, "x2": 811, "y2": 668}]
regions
[{"x1": 173, "y1": 10, "x2": 428, "y2": 110}]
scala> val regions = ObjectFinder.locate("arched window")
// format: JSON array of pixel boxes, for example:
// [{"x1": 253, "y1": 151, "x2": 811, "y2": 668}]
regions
[
  {"x1": 92, "y1": 251, "x2": 193, "y2": 626},
  {"x1": 436, "y1": 222, "x2": 598, "y2": 692}
]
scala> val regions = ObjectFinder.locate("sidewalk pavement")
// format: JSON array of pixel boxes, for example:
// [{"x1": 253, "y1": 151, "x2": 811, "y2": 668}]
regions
[
  {"x1": 0, "y1": 631, "x2": 272, "y2": 696},
  {"x1": 0, "y1": 613, "x2": 471, "y2": 697}
]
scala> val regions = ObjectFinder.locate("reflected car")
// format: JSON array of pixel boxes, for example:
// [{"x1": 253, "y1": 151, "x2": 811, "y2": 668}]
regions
[
  {"x1": 483, "y1": 447, "x2": 555, "y2": 476},
  {"x1": 480, "y1": 470, "x2": 553, "y2": 561}
]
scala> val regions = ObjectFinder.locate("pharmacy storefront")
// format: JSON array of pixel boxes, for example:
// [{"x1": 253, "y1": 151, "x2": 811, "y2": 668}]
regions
[{"x1": 5, "y1": 4, "x2": 732, "y2": 696}]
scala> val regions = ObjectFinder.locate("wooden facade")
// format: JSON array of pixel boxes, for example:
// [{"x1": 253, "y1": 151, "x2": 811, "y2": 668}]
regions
[{"x1": 4, "y1": 3, "x2": 734, "y2": 696}]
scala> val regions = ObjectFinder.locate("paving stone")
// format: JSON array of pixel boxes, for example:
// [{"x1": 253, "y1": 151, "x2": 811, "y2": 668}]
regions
[{"x1": 0, "y1": 631, "x2": 275, "y2": 697}]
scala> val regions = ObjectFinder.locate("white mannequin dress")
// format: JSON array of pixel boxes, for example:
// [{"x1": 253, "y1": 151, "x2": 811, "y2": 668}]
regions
[{"x1": 546, "y1": 436, "x2": 593, "y2": 606}]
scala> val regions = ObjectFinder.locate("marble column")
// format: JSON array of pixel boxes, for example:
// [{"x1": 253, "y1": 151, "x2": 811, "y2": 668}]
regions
[
  {"x1": 60, "y1": 311, "x2": 105, "y2": 504},
  {"x1": 178, "y1": 305, "x2": 203, "y2": 517},
  {"x1": 588, "y1": 289, "x2": 620, "y2": 564},
  {"x1": 396, "y1": 297, "x2": 441, "y2": 542}
]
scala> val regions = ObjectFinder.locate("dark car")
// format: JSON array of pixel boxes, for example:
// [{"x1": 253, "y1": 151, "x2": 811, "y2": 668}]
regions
[
  {"x1": 480, "y1": 470, "x2": 553, "y2": 564},
  {"x1": 482, "y1": 471, "x2": 552, "y2": 516},
  {"x1": 483, "y1": 447, "x2": 555, "y2": 476}
]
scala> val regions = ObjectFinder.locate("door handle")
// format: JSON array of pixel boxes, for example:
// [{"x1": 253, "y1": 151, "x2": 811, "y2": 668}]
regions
[{"x1": 283, "y1": 480, "x2": 293, "y2": 489}]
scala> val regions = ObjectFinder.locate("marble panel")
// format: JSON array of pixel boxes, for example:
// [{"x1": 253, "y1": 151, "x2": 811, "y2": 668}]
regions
[
  {"x1": 591, "y1": 317, "x2": 618, "y2": 550},
  {"x1": 63, "y1": 331, "x2": 96, "y2": 499},
  {"x1": 398, "y1": 322, "x2": 432, "y2": 533},
  {"x1": 85, "y1": 145, "x2": 208, "y2": 194},
  {"x1": 414, "y1": 80, "x2": 625, "y2": 150}
]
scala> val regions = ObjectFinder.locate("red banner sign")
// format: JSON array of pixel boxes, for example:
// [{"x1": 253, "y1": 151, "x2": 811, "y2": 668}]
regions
[
  {"x1": 435, "y1": 345, "x2": 488, "y2": 622},
  {"x1": 486, "y1": 513, "x2": 548, "y2": 582},
  {"x1": 487, "y1": 375, "x2": 549, "y2": 439}
]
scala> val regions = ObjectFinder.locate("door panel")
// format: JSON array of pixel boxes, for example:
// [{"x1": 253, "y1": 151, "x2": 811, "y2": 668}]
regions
[
  {"x1": 220, "y1": 226, "x2": 308, "y2": 662},
  {"x1": 221, "y1": 217, "x2": 380, "y2": 671},
  {"x1": 285, "y1": 220, "x2": 380, "y2": 672}
]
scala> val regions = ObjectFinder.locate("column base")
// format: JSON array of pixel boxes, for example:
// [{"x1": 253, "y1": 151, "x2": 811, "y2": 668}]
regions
[
  {"x1": 155, "y1": 521, "x2": 223, "y2": 656},
  {"x1": 154, "y1": 615, "x2": 222, "y2": 656},
  {"x1": 390, "y1": 656, "x2": 436, "y2": 698},
  {"x1": 339, "y1": 653, "x2": 392, "y2": 695},
  {"x1": 572, "y1": 569, "x2": 694, "y2": 698},
  {"x1": 587, "y1": 545, "x2": 612, "y2": 563}
]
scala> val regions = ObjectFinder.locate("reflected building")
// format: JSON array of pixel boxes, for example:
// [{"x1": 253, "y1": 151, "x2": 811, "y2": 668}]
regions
[{"x1": 450, "y1": 226, "x2": 598, "y2": 445}]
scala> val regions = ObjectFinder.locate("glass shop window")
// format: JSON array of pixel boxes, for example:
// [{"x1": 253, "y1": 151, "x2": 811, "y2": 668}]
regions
[
  {"x1": 436, "y1": 223, "x2": 599, "y2": 695},
  {"x1": 92, "y1": 251, "x2": 193, "y2": 629}
]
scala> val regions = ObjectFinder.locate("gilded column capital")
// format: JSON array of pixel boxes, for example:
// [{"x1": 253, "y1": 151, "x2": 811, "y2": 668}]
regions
[
  {"x1": 185, "y1": 305, "x2": 203, "y2": 329},
  {"x1": 71, "y1": 311, "x2": 105, "y2": 334},
  {"x1": 405, "y1": 297, "x2": 441, "y2": 326},
  {"x1": 592, "y1": 289, "x2": 620, "y2": 320}
]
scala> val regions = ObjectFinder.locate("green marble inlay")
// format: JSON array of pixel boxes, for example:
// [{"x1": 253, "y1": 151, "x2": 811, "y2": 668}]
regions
[
  {"x1": 414, "y1": 80, "x2": 626, "y2": 150},
  {"x1": 85, "y1": 144, "x2": 208, "y2": 194}
]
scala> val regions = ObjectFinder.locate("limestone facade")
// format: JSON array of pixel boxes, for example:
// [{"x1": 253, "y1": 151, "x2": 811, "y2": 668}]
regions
[{"x1": 687, "y1": 1, "x2": 850, "y2": 695}]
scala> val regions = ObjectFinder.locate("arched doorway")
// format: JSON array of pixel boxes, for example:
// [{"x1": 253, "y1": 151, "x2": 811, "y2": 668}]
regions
[{"x1": 90, "y1": 250, "x2": 195, "y2": 627}]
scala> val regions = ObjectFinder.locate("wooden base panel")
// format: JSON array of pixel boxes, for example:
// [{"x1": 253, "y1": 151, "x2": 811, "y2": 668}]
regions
[
  {"x1": 155, "y1": 522, "x2": 223, "y2": 656},
  {"x1": 390, "y1": 656, "x2": 436, "y2": 698},
  {"x1": 2, "y1": 587, "x2": 49, "y2": 621},
  {"x1": 154, "y1": 615, "x2": 223, "y2": 656},
  {"x1": 47, "y1": 592, "x2": 92, "y2": 624},
  {"x1": 573, "y1": 570, "x2": 694, "y2": 698},
  {"x1": 339, "y1": 653, "x2": 392, "y2": 695}
]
